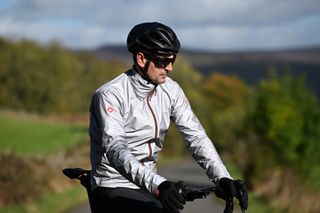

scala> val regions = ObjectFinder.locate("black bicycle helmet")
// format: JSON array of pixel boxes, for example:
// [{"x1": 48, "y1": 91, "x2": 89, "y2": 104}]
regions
[{"x1": 127, "y1": 22, "x2": 180, "y2": 56}]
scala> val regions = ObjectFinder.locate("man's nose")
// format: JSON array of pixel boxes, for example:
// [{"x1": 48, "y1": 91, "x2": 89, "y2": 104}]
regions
[{"x1": 165, "y1": 62, "x2": 173, "y2": 72}]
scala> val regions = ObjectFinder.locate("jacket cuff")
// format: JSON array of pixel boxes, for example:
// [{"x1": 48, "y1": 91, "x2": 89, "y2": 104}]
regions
[{"x1": 152, "y1": 178, "x2": 167, "y2": 196}]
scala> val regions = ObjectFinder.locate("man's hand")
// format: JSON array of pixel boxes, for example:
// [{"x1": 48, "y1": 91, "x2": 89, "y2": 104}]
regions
[
  {"x1": 217, "y1": 178, "x2": 248, "y2": 212},
  {"x1": 234, "y1": 179, "x2": 248, "y2": 211},
  {"x1": 157, "y1": 181, "x2": 186, "y2": 213},
  {"x1": 219, "y1": 178, "x2": 236, "y2": 198}
]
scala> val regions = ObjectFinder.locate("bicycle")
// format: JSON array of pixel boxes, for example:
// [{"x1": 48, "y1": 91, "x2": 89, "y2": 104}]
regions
[{"x1": 62, "y1": 167, "x2": 246, "y2": 213}]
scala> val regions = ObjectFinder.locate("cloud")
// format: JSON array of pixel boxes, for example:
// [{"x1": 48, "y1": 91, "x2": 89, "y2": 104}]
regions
[{"x1": 0, "y1": 0, "x2": 320, "y2": 50}]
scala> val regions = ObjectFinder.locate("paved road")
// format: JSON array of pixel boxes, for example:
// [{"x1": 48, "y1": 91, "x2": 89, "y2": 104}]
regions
[
  {"x1": 159, "y1": 159, "x2": 227, "y2": 213},
  {"x1": 67, "y1": 159, "x2": 237, "y2": 213}
]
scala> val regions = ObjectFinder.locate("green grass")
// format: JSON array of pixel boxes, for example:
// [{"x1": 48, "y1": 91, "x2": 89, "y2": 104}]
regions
[
  {"x1": 0, "y1": 113, "x2": 88, "y2": 156},
  {"x1": 0, "y1": 112, "x2": 90, "y2": 213},
  {"x1": 0, "y1": 187, "x2": 87, "y2": 213}
]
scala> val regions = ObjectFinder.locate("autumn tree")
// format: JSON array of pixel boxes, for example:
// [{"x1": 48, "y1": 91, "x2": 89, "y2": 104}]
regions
[{"x1": 200, "y1": 72, "x2": 250, "y2": 150}]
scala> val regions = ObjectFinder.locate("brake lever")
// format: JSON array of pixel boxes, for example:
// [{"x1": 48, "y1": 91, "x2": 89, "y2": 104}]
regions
[{"x1": 224, "y1": 197, "x2": 234, "y2": 213}]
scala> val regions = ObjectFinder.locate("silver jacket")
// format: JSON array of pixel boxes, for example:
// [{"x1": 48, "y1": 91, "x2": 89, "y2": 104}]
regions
[{"x1": 89, "y1": 69, "x2": 232, "y2": 195}]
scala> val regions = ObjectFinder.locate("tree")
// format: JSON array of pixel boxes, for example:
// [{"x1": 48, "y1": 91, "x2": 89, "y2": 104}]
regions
[
  {"x1": 243, "y1": 72, "x2": 320, "y2": 184},
  {"x1": 200, "y1": 72, "x2": 250, "y2": 150},
  {"x1": 0, "y1": 37, "x2": 126, "y2": 114}
]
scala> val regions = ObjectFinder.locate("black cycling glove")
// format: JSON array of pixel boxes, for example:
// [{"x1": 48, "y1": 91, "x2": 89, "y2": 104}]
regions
[
  {"x1": 216, "y1": 178, "x2": 235, "y2": 213},
  {"x1": 234, "y1": 179, "x2": 248, "y2": 211},
  {"x1": 217, "y1": 178, "x2": 248, "y2": 212},
  {"x1": 219, "y1": 177, "x2": 236, "y2": 198},
  {"x1": 157, "y1": 181, "x2": 186, "y2": 213}
]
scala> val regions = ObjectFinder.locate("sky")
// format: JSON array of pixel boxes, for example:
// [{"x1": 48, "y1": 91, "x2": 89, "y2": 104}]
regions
[{"x1": 0, "y1": 0, "x2": 320, "y2": 51}]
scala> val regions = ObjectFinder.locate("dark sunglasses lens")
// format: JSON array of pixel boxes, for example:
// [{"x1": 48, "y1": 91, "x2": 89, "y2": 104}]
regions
[{"x1": 154, "y1": 57, "x2": 176, "y2": 68}]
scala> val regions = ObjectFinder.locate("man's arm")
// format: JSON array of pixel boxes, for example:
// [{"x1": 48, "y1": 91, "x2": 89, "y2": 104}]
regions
[
  {"x1": 170, "y1": 85, "x2": 232, "y2": 183},
  {"x1": 169, "y1": 84, "x2": 251, "y2": 211}
]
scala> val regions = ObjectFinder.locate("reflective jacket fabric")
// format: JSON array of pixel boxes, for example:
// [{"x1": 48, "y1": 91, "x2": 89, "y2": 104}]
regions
[{"x1": 89, "y1": 69, "x2": 231, "y2": 195}]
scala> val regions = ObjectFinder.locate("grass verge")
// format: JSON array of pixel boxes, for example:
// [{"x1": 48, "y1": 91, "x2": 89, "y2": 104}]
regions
[
  {"x1": 0, "y1": 112, "x2": 88, "y2": 156},
  {"x1": 0, "y1": 187, "x2": 87, "y2": 213}
]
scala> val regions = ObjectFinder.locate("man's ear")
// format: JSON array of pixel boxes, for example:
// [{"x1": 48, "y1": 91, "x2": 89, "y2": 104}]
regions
[{"x1": 136, "y1": 52, "x2": 147, "y2": 68}]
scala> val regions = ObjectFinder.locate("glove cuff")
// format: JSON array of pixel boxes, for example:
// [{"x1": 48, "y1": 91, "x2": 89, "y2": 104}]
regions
[{"x1": 157, "y1": 181, "x2": 171, "y2": 193}]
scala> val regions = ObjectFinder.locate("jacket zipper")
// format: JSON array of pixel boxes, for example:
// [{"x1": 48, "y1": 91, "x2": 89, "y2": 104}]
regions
[{"x1": 146, "y1": 90, "x2": 158, "y2": 160}]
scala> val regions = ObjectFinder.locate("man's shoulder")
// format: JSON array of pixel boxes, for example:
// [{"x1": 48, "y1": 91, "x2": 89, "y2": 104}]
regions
[
  {"x1": 95, "y1": 72, "x2": 128, "y2": 96},
  {"x1": 161, "y1": 77, "x2": 181, "y2": 92}
]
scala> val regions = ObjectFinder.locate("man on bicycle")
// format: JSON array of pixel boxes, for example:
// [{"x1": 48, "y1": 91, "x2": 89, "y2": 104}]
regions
[{"x1": 89, "y1": 22, "x2": 248, "y2": 213}]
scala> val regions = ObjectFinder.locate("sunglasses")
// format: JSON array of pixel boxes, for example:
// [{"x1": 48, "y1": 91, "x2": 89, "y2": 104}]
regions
[{"x1": 148, "y1": 55, "x2": 176, "y2": 68}]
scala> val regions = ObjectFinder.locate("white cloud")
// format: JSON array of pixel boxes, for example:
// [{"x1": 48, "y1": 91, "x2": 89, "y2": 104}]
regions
[{"x1": 0, "y1": 0, "x2": 320, "y2": 50}]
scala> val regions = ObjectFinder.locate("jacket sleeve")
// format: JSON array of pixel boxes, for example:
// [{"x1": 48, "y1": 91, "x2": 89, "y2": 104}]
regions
[
  {"x1": 92, "y1": 89, "x2": 166, "y2": 194},
  {"x1": 170, "y1": 85, "x2": 232, "y2": 183}
]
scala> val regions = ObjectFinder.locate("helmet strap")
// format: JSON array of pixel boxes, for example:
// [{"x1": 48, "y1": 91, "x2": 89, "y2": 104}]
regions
[{"x1": 133, "y1": 58, "x2": 157, "y2": 86}]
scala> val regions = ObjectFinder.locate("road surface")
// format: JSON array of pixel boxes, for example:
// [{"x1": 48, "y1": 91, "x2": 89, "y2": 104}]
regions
[{"x1": 66, "y1": 159, "x2": 238, "y2": 213}]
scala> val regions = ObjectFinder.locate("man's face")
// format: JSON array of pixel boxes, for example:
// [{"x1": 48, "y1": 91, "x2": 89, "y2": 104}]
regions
[{"x1": 146, "y1": 55, "x2": 176, "y2": 84}]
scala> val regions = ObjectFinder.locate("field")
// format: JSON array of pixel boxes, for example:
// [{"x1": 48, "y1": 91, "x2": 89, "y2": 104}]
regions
[
  {"x1": 0, "y1": 112, "x2": 89, "y2": 213},
  {"x1": 0, "y1": 112, "x2": 88, "y2": 156}
]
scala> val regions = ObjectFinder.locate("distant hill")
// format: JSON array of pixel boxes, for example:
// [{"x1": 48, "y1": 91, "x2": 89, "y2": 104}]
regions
[{"x1": 86, "y1": 45, "x2": 320, "y2": 98}]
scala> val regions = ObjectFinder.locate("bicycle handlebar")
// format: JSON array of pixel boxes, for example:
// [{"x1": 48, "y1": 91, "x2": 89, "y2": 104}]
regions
[
  {"x1": 62, "y1": 168, "x2": 244, "y2": 213},
  {"x1": 182, "y1": 185, "x2": 234, "y2": 213},
  {"x1": 182, "y1": 185, "x2": 216, "y2": 201}
]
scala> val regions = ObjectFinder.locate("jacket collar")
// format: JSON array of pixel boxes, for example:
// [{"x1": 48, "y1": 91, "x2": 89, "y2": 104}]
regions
[{"x1": 127, "y1": 69, "x2": 156, "y2": 99}]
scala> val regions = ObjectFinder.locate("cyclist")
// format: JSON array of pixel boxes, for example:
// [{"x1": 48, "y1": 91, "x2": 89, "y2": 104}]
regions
[{"x1": 89, "y1": 22, "x2": 248, "y2": 213}]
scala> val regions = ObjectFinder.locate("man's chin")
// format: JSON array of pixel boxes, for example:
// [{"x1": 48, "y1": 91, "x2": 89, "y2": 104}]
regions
[{"x1": 158, "y1": 77, "x2": 167, "y2": 84}]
